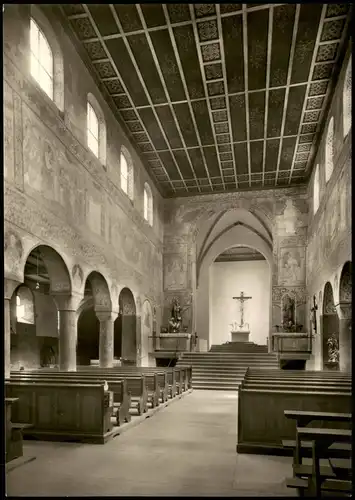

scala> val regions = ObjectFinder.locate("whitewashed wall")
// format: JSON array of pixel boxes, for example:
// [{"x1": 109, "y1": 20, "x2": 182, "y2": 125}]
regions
[{"x1": 210, "y1": 260, "x2": 270, "y2": 346}]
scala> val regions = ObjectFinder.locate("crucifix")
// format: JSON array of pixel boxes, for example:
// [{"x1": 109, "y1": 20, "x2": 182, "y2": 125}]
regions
[
  {"x1": 310, "y1": 295, "x2": 318, "y2": 334},
  {"x1": 233, "y1": 291, "x2": 252, "y2": 330}
]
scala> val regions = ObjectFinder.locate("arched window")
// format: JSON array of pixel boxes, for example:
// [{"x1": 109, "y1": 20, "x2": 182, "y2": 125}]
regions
[
  {"x1": 313, "y1": 164, "x2": 320, "y2": 214},
  {"x1": 144, "y1": 182, "x2": 153, "y2": 226},
  {"x1": 120, "y1": 147, "x2": 134, "y2": 200},
  {"x1": 87, "y1": 102, "x2": 99, "y2": 157},
  {"x1": 325, "y1": 117, "x2": 334, "y2": 183},
  {"x1": 30, "y1": 18, "x2": 53, "y2": 100},
  {"x1": 30, "y1": 6, "x2": 64, "y2": 111},
  {"x1": 16, "y1": 287, "x2": 35, "y2": 324},
  {"x1": 343, "y1": 55, "x2": 352, "y2": 139},
  {"x1": 87, "y1": 93, "x2": 107, "y2": 165}
]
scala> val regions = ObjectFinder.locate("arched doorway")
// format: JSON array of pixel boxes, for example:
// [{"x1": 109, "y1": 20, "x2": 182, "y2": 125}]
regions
[
  {"x1": 116, "y1": 288, "x2": 137, "y2": 365},
  {"x1": 10, "y1": 245, "x2": 71, "y2": 369},
  {"x1": 338, "y1": 261, "x2": 352, "y2": 372},
  {"x1": 322, "y1": 282, "x2": 339, "y2": 370},
  {"x1": 76, "y1": 272, "x2": 112, "y2": 365},
  {"x1": 141, "y1": 300, "x2": 153, "y2": 367}
]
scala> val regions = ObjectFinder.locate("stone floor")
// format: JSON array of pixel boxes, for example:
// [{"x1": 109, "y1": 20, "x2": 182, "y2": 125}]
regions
[{"x1": 6, "y1": 390, "x2": 296, "y2": 497}]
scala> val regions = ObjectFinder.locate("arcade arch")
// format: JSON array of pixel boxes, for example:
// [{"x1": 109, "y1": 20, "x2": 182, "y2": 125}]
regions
[
  {"x1": 115, "y1": 287, "x2": 137, "y2": 365},
  {"x1": 322, "y1": 282, "x2": 339, "y2": 370}
]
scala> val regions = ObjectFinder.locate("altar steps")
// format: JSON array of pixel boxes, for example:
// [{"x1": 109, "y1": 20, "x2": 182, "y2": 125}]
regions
[
  {"x1": 210, "y1": 342, "x2": 269, "y2": 353},
  {"x1": 177, "y1": 343, "x2": 278, "y2": 391}
]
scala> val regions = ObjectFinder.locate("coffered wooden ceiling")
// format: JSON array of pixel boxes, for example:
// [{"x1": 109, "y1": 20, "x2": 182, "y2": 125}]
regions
[{"x1": 59, "y1": 4, "x2": 352, "y2": 197}]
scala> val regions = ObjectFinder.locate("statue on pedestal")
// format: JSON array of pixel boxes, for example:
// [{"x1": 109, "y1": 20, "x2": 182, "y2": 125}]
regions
[{"x1": 169, "y1": 297, "x2": 182, "y2": 333}]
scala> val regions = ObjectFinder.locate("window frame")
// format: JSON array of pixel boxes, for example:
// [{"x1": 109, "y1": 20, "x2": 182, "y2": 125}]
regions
[
  {"x1": 325, "y1": 116, "x2": 334, "y2": 184},
  {"x1": 86, "y1": 93, "x2": 107, "y2": 166},
  {"x1": 120, "y1": 147, "x2": 134, "y2": 200},
  {"x1": 143, "y1": 182, "x2": 153, "y2": 226},
  {"x1": 29, "y1": 6, "x2": 64, "y2": 111},
  {"x1": 313, "y1": 164, "x2": 320, "y2": 215},
  {"x1": 87, "y1": 101, "x2": 100, "y2": 158},
  {"x1": 343, "y1": 55, "x2": 352, "y2": 139},
  {"x1": 30, "y1": 18, "x2": 54, "y2": 100}
]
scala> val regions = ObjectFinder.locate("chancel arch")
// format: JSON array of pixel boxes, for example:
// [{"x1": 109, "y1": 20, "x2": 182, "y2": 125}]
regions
[{"x1": 196, "y1": 209, "x2": 273, "y2": 350}]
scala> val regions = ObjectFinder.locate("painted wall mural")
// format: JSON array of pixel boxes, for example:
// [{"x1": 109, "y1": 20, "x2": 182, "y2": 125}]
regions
[
  {"x1": 164, "y1": 252, "x2": 187, "y2": 291},
  {"x1": 279, "y1": 247, "x2": 306, "y2": 286}
]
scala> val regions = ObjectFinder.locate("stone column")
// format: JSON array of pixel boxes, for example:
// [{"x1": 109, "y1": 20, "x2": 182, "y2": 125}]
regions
[
  {"x1": 4, "y1": 278, "x2": 21, "y2": 379},
  {"x1": 335, "y1": 303, "x2": 352, "y2": 373},
  {"x1": 4, "y1": 298, "x2": 11, "y2": 379},
  {"x1": 136, "y1": 314, "x2": 141, "y2": 366},
  {"x1": 58, "y1": 309, "x2": 77, "y2": 371},
  {"x1": 97, "y1": 312, "x2": 116, "y2": 368}
]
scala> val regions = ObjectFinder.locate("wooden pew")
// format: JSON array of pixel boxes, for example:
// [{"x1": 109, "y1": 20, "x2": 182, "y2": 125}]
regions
[
  {"x1": 5, "y1": 397, "x2": 33, "y2": 463},
  {"x1": 286, "y1": 426, "x2": 352, "y2": 497},
  {"x1": 5, "y1": 381, "x2": 114, "y2": 444},
  {"x1": 237, "y1": 386, "x2": 352, "y2": 455},
  {"x1": 9, "y1": 374, "x2": 132, "y2": 427},
  {"x1": 283, "y1": 410, "x2": 352, "y2": 461},
  {"x1": 90, "y1": 368, "x2": 170, "y2": 403},
  {"x1": 11, "y1": 371, "x2": 147, "y2": 416},
  {"x1": 242, "y1": 382, "x2": 351, "y2": 393},
  {"x1": 104, "y1": 365, "x2": 188, "y2": 396},
  {"x1": 75, "y1": 367, "x2": 162, "y2": 408}
]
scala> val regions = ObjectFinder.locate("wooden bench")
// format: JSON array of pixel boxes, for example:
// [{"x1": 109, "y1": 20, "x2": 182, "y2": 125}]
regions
[
  {"x1": 95, "y1": 368, "x2": 170, "y2": 404},
  {"x1": 242, "y1": 382, "x2": 351, "y2": 393},
  {"x1": 5, "y1": 398, "x2": 34, "y2": 463},
  {"x1": 76, "y1": 367, "x2": 162, "y2": 408},
  {"x1": 10, "y1": 371, "x2": 146, "y2": 416},
  {"x1": 246, "y1": 377, "x2": 351, "y2": 386},
  {"x1": 5, "y1": 381, "x2": 114, "y2": 444},
  {"x1": 283, "y1": 410, "x2": 352, "y2": 461},
  {"x1": 237, "y1": 387, "x2": 352, "y2": 456},
  {"x1": 287, "y1": 427, "x2": 352, "y2": 497}
]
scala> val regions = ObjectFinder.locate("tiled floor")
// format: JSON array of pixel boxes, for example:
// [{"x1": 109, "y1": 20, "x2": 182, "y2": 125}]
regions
[{"x1": 6, "y1": 390, "x2": 296, "y2": 497}]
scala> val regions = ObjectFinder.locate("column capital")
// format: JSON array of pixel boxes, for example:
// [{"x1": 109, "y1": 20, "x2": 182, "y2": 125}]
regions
[
  {"x1": 334, "y1": 301, "x2": 352, "y2": 320},
  {"x1": 52, "y1": 292, "x2": 83, "y2": 312},
  {"x1": 96, "y1": 311, "x2": 117, "y2": 322},
  {"x1": 4, "y1": 277, "x2": 22, "y2": 300}
]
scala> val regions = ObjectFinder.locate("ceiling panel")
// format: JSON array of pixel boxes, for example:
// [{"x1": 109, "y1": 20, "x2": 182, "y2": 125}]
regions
[{"x1": 60, "y1": 3, "x2": 352, "y2": 197}]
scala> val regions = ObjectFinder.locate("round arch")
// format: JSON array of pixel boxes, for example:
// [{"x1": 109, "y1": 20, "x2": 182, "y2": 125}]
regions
[
  {"x1": 84, "y1": 271, "x2": 112, "y2": 312},
  {"x1": 338, "y1": 261, "x2": 352, "y2": 372},
  {"x1": 117, "y1": 287, "x2": 137, "y2": 365},
  {"x1": 197, "y1": 221, "x2": 273, "y2": 349},
  {"x1": 23, "y1": 244, "x2": 72, "y2": 295}
]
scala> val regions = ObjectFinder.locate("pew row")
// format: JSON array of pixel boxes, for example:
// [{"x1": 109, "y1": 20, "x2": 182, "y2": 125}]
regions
[
  {"x1": 9, "y1": 374, "x2": 132, "y2": 426},
  {"x1": 5, "y1": 398, "x2": 33, "y2": 463},
  {"x1": 284, "y1": 411, "x2": 352, "y2": 496},
  {"x1": 5, "y1": 382, "x2": 114, "y2": 444},
  {"x1": 237, "y1": 386, "x2": 352, "y2": 456},
  {"x1": 77, "y1": 365, "x2": 192, "y2": 396},
  {"x1": 10, "y1": 372, "x2": 148, "y2": 416}
]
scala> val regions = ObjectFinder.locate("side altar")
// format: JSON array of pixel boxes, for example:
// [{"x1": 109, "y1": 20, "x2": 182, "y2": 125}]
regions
[
  {"x1": 270, "y1": 293, "x2": 315, "y2": 369},
  {"x1": 153, "y1": 297, "x2": 198, "y2": 354}
]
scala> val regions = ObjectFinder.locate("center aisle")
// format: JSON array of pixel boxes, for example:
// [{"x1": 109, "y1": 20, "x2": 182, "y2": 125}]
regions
[{"x1": 6, "y1": 391, "x2": 295, "y2": 497}]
